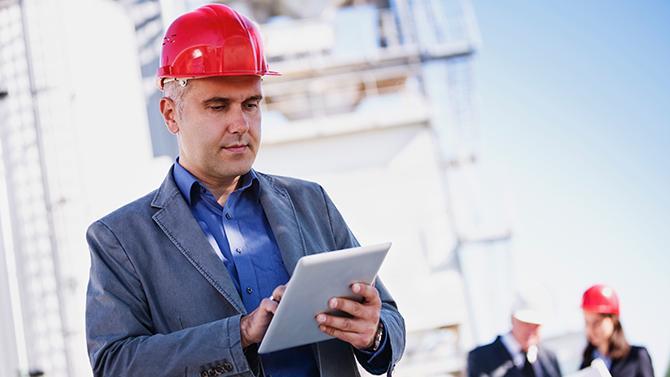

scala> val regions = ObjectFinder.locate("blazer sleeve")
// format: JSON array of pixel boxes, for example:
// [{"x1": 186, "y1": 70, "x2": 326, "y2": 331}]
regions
[
  {"x1": 320, "y1": 186, "x2": 406, "y2": 376},
  {"x1": 467, "y1": 350, "x2": 483, "y2": 377},
  {"x1": 85, "y1": 221, "x2": 255, "y2": 377},
  {"x1": 637, "y1": 347, "x2": 655, "y2": 377}
]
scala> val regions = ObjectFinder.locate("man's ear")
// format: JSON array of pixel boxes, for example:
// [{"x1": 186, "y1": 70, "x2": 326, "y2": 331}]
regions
[{"x1": 159, "y1": 97, "x2": 179, "y2": 134}]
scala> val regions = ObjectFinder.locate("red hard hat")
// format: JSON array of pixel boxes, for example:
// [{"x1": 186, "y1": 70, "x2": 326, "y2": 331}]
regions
[
  {"x1": 157, "y1": 4, "x2": 279, "y2": 89},
  {"x1": 581, "y1": 284, "x2": 620, "y2": 315}
]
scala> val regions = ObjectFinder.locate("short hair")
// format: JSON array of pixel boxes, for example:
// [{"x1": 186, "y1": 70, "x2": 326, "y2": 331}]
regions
[{"x1": 162, "y1": 81, "x2": 189, "y2": 117}]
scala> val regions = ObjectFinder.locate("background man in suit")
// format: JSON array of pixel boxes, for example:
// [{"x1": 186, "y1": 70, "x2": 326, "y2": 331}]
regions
[
  {"x1": 84, "y1": 4, "x2": 405, "y2": 377},
  {"x1": 467, "y1": 293, "x2": 562, "y2": 377}
]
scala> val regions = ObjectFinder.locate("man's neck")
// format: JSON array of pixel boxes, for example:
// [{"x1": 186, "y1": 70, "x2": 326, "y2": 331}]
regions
[
  {"x1": 179, "y1": 160, "x2": 241, "y2": 206},
  {"x1": 203, "y1": 178, "x2": 239, "y2": 206}
]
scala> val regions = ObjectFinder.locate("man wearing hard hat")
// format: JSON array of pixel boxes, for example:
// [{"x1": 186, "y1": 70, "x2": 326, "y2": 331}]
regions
[
  {"x1": 85, "y1": 4, "x2": 405, "y2": 377},
  {"x1": 467, "y1": 292, "x2": 562, "y2": 377}
]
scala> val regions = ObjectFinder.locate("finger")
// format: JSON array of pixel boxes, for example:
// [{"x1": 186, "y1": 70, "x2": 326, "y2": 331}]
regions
[
  {"x1": 351, "y1": 283, "x2": 381, "y2": 305},
  {"x1": 271, "y1": 285, "x2": 287, "y2": 302},
  {"x1": 241, "y1": 301, "x2": 277, "y2": 347},
  {"x1": 329, "y1": 297, "x2": 372, "y2": 320},
  {"x1": 260, "y1": 297, "x2": 278, "y2": 315},
  {"x1": 318, "y1": 324, "x2": 373, "y2": 350},
  {"x1": 315, "y1": 313, "x2": 371, "y2": 334}
]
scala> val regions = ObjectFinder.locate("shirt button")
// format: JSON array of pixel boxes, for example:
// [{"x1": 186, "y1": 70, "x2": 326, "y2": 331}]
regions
[
  {"x1": 235, "y1": 248, "x2": 242, "y2": 254},
  {"x1": 246, "y1": 287, "x2": 253, "y2": 294},
  {"x1": 225, "y1": 213, "x2": 232, "y2": 220}
]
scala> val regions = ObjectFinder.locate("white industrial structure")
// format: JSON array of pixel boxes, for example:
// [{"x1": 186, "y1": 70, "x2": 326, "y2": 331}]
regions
[
  {"x1": 249, "y1": 2, "x2": 517, "y2": 376},
  {"x1": 0, "y1": 1, "x2": 522, "y2": 376}
]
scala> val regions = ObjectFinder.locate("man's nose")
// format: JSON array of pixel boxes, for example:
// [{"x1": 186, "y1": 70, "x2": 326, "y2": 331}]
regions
[{"x1": 228, "y1": 107, "x2": 250, "y2": 133}]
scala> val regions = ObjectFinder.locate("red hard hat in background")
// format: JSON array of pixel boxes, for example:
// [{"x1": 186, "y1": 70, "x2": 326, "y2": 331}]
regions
[
  {"x1": 581, "y1": 284, "x2": 620, "y2": 315},
  {"x1": 157, "y1": 3, "x2": 279, "y2": 89}
]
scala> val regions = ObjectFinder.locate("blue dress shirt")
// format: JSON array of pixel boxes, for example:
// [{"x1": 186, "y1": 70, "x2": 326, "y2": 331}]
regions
[
  {"x1": 173, "y1": 161, "x2": 390, "y2": 376},
  {"x1": 592, "y1": 349, "x2": 613, "y2": 370}
]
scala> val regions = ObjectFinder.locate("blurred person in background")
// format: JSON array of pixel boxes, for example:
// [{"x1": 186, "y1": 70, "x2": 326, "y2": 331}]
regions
[
  {"x1": 84, "y1": 4, "x2": 405, "y2": 377},
  {"x1": 467, "y1": 291, "x2": 562, "y2": 377},
  {"x1": 580, "y1": 284, "x2": 654, "y2": 377}
]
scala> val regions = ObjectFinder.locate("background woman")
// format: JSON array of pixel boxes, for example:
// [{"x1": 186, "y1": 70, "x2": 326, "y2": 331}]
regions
[{"x1": 581, "y1": 284, "x2": 655, "y2": 377}]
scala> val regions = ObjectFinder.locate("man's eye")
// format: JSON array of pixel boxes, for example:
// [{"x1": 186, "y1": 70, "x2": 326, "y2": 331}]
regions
[
  {"x1": 209, "y1": 105, "x2": 226, "y2": 111},
  {"x1": 244, "y1": 102, "x2": 259, "y2": 109}
]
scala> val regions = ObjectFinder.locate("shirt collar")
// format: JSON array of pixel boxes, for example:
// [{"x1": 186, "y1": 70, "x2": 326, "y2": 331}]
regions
[
  {"x1": 501, "y1": 332, "x2": 526, "y2": 367},
  {"x1": 172, "y1": 159, "x2": 259, "y2": 206},
  {"x1": 592, "y1": 349, "x2": 613, "y2": 369}
]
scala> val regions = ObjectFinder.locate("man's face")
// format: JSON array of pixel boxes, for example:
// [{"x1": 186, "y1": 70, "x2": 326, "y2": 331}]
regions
[
  {"x1": 161, "y1": 75, "x2": 263, "y2": 183},
  {"x1": 511, "y1": 316, "x2": 542, "y2": 352}
]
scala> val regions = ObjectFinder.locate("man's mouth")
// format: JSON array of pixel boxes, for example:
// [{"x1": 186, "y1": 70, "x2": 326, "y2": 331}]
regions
[{"x1": 222, "y1": 144, "x2": 248, "y2": 153}]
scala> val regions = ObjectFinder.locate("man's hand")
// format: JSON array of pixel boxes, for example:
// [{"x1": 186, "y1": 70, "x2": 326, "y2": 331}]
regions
[
  {"x1": 240, "y1": 285, "x2": 286, "y2": 348},
  {"x1": 316, "y1": 283, "x2": 381, "y2": 350}
]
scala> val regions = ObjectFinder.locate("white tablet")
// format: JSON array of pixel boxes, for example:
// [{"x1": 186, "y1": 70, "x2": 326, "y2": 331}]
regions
[
  {"x1": 566, "y1": 360, "x2": 612, "y2": 377},
  {"x1": 258, "y1": 242, "x2": 391, "y2": 354}
]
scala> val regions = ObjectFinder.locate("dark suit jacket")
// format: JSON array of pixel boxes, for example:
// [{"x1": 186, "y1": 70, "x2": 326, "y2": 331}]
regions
[
  {"x1": 85, "y1": 168, "x2": 405, "y2": 377},
  {"x1": 580, "y1": 346, "x2": 654, "y2": 377},
  {"x1": 468, "y1": 336, "x2": 562, "y2": 377}
]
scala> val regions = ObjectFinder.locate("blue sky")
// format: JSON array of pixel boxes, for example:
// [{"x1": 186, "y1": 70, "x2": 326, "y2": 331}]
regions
[{"x1": 472, "y1": 0, "x2": 669, "y2": 372}]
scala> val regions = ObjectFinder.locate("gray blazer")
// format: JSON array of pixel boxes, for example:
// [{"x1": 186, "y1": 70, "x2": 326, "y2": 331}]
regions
[{"x1": 86, "y1": 168, "x2": 405, "y2": 377}]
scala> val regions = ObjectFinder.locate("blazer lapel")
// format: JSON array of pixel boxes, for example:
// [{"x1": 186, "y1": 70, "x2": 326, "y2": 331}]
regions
[
  {"x1": 492, "y1": 337, "x2": 522, "y2": 377},
  {"x1": 257, "y1": 173, "x2": 307, "y2": 276},
  {"x1": 609, "y1": 359, "x2": 622, "y2": 376},
  {"x1": 538, "y1": 348, "x2": 562, "y2": 377},
  {"x1": 151, "y1": 168, "x2": 246, "y2": 314}
]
